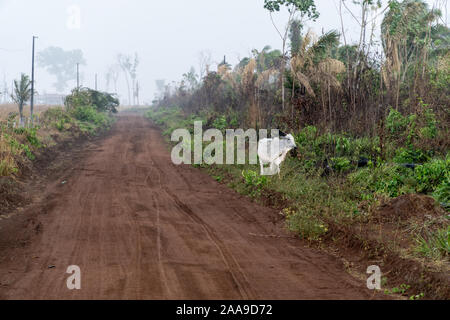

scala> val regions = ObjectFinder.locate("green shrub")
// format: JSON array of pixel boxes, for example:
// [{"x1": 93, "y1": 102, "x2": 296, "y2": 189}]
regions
[
  {"x1": 212, "y1": 115, "x2": 228, "y2": 131},
  {"x1": 55, "y1": 119, "x2": 66, "y2": 131},
  {"x1": 336, "y1": 137, "x2": 351, "y2": 156},
  {"x1": 331, "y1": 157, "x2": 352, "y2": 172},
  {"x1": 393, "y1": 147, "x2": 430, "y2": 164},
  {"x1": 6, "y1": 135, "x2": 35, "y2": 160},
  {"x1": 65, "y1": 87, "x2": 119, "y2": 113},
  {"x1": 228, "y1": 113, "x2": 239, "y2": 127},
  {"x1": 349, "y1": 164, "x2": 415, "y2": 198},
  {"x1": 386, "y1": 106, "x2": 439, "y2": 149},
  {"x1": 419, "y1": 107, "x2": 438, "y2": 139},
  {"x1": 25, "y1": 128, "x2": 41, "y2": 148},
  {"x1": 284, "y1": 208, "x2": 328, "y2": 241},
  {"x1": 433, "y1": 176, "x2": 450, "y2": 207},
  {"x1": 386, "y1": 108, "x2": 409, "y2": 135},
  {"x1": 72, "y1": 106, "x2": 109, "y2": 126},
  {"x1": 242, "y1": 169, "x2": 268, "y2": 197},
  {"x1": 294, "y1": 126, "x2": 380, "y2": 170},
  {"x1": 13, "y1": 127, "x2": 42, "y2": 148},
  {"x1": 414, "y1": 158, "x2": 448, "y2": 193}
]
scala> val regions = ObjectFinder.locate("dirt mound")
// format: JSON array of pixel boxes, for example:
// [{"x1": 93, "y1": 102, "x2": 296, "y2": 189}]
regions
[{"x1": 375, "y1": 194, "x2": 444, "y2": 223}]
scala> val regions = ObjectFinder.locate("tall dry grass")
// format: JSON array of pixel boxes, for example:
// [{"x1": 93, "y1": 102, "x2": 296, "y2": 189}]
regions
[
  {"x1": 0, "y1": 104, "x2": 55, "y2": 121},
  {"x1": 0, "y1": 133, "x2": 18, "y2": 176}
]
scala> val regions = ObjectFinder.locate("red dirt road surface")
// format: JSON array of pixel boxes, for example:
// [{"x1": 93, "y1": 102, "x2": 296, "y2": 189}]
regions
[{"x1": 0, "y1": 115, "x2": 378, "y2": 300}]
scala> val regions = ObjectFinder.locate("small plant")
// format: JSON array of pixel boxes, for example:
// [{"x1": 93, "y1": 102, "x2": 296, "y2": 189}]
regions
[
  {"x1": 415, "y1": 227, "x2": 450, "y2": 261},
  {"x1": 11, "y1": 73, "x2": 32, "y2": 126},
  {"x1": 433, "y1": 175, "x2": 450, "y2": 209},
  {"x1": 414, "y1": 158, "x2": 448, "y2": 193},
  {"x1": 331, "y1": 157, "x2": 352, "y2": 172},
  {"x1": 21, "y1": 144, "x2": 35, "y2": 160},
  {"x1": 212, "y1": 115, "x2": 228, "y2": 131},
  {"x1": 418, "y1": 99, "x2": 438, "y2": 139},
  {"x1": 409, "y1": 293, "x2": 425, "y2": 300},
  {"x1": 55, "y1": 119, "x2": 66, "y2": 131},
  {"x1": 336, "y1": 137, "x2": 351, "y2": 156},
  {"x1": 14, "y1": 128, "x2": 42, "y2": 148},
  {"x1": 242, "y1": 169, "x2": 268, "y2": 197},
  {"x1": 386, "y1": 108, "x2": 408, "y2": 135},
  {"x1": 384, "y1": 283, "x2": 411, "y2": 295}
]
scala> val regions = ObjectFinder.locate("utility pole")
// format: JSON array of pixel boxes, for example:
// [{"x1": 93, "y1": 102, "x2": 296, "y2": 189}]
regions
[
  {"x1": 30, "y1": 36, "x2": 38, "y2": 125},
  {"x1": 76, "y1": 63, "x2": 80, "y2": 89}
]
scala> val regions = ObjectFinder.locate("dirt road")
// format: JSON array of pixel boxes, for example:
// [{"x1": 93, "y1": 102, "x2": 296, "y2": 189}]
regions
[{"x1": 0, "y1": 114, "x2": 377, "y2": 300}]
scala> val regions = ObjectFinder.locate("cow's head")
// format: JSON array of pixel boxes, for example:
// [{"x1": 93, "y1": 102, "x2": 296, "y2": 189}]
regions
[{"x1": 283, "y1": 134, "x2": 297, "y2": 151}]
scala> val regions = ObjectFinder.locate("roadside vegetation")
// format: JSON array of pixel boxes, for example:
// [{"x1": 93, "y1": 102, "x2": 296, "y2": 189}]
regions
[
  {"x1": 0, "y1": 87, "x2": 118, "y2": 178},
  {"x1": 147, "y1": 0, "x2": 449, "y2": 299}
]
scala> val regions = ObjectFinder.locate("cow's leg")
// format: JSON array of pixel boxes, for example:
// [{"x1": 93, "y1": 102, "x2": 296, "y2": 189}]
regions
[
  {"x1": 268, "y1": 162, "x2": 275, "y2": 176},
  {"x1": 259, "y1": 159, "x2": 264, "y2": 176}
]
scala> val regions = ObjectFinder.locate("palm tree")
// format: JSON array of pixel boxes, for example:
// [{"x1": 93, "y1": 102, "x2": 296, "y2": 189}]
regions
[
  {"x1": 381, "y1": 0, "x2": 442, "y2": 108},
  {"x1": 11, "y1": 74, "x2": 32, "y2": 127},
  {"x1": 288, "y1": 30, "x2": 344, "y2": 122},
  {"x1": 290, "y1": 30, "x2": 343, "y2": 95}
]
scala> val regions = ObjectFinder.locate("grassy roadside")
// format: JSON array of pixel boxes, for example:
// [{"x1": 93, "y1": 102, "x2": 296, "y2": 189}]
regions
[
  {"x1": 0, "y1": 88, "x2": 119, "y2": 178},
  {"x1": 0, "y1": 105, "x2": 114, "y2": 178},
  {"x1": 146, "y1": 105, "x2": 449, "y2": 300}
]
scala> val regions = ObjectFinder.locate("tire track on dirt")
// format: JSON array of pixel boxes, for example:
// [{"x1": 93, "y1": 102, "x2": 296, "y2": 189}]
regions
[
  {"x1": 147, "y1": 145, "x2": 256, "y2": 299},
  {"x1": 164, "y1": 187, "x2": 257, "y2": 299}
]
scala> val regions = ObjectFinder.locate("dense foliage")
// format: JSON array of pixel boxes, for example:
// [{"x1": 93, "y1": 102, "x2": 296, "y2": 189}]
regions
[{"x1": 65, "y1": 87, "x2": 119, "y2": 114}]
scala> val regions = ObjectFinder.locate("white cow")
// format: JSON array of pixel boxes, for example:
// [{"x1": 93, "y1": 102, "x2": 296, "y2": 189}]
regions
[{"x1": 258, "y1": 133, "x2": 297, "y2": 176}]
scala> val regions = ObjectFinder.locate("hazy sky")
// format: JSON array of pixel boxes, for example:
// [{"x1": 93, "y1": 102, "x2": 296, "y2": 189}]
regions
[{"x1": 0, "y1": 0, "x2": 447, "y2": 104}]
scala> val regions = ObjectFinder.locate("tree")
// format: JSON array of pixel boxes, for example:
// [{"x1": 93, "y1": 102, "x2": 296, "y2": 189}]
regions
[
  {"x1": 117, "y1": 53, "x2": 140, "y2": 105},
  {"x1": 117, "y1": 54, "x2": 132, "y2": 105},
  {"x1": 11, "y1": 74, "x2": 32, "y2": 127},
  {"x1": 106, "y1": 64, "x2": 120, "y2": 94},
  {"x1": 130, "y1": 53, "x2": 140, "y2": 106},
  {"x1": 289, "y1": 19, "x2": 303, "y2": 57},
  {"x1": 182, "y1": 67, "x2": 199, "y2": 92},
  {"x1": 37, "y1": 47, "x2": 86, "y2": 92},
  {"x1": 198, "y1": 51, "x2": 212, "y2": 80},
  {"x1": 288, "y1": 30, "x2": 343, "y2": 123},
  {"x1": 252, "y1": 46, "x2": 283, "y2": 72},
  {"x1": 338, "y1": 0, "x2": 384, "y2": 113},
  {"x1": 381, "y1": 0, "x2": 441, "y2": 108},
  {"x1": 155, "y1": 79, "x2": 166, "y2": 99},
  {"x1": 264, "y1": 0, "x2": 320, "y2": 110}
]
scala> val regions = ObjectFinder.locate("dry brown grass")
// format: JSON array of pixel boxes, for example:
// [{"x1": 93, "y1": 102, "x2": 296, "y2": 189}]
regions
[
  {"x1": 0, "y1": 104, "x2": 55, "y2": 120},
  {"x1": 0, "y1": 133, "x2": 18, "y2": 176}
]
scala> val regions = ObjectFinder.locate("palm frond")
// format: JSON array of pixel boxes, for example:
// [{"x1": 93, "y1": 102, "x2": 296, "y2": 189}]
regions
[
  {"x1": 318, "y1": 58, "x2": 345, "y2": 75},
  {"x1": 309, "y1": 30, "x2": 340, "y2": 60},
  {"x1": 294, "y1": 71, "x2": 315, "y2": 97}
]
